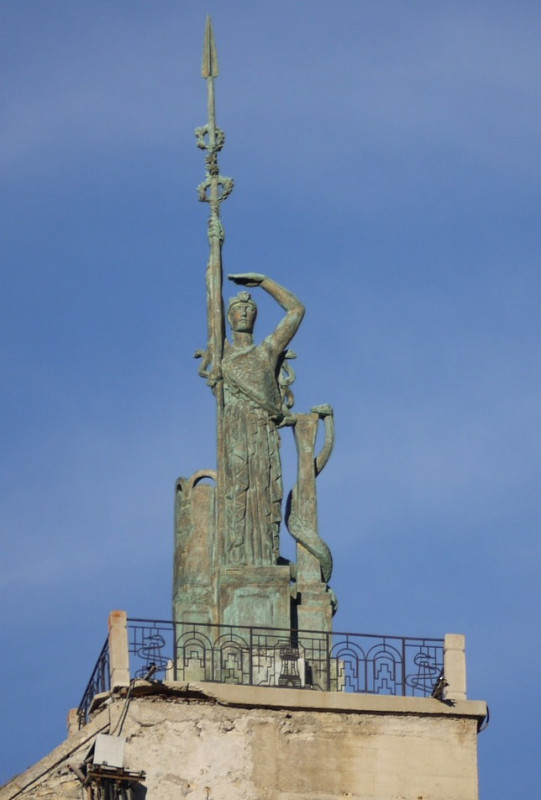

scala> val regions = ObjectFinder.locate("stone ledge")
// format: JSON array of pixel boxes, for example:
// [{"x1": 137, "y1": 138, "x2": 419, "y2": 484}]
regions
[
  {"x1": 72, "y1": 681, "x2": 490, "y2": 729},
  {"x1": 164, "y1": 680, "x2": 487, "y2": 722}
]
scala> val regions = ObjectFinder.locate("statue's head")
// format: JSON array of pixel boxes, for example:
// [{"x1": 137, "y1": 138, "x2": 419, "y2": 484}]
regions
[{"x1": 227, "y1": 291, "x2": 257, "y2": 333}]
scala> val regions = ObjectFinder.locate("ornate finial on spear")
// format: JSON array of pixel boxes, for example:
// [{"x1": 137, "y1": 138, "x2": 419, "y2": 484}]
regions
[{"x1": 194, "y1": 16, "x2": 233, "y2": 394}]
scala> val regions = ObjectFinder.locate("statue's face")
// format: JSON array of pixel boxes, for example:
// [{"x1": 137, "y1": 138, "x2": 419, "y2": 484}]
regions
[{"x1": 229, "y1": 302, "x2": 257, "y2": 333}]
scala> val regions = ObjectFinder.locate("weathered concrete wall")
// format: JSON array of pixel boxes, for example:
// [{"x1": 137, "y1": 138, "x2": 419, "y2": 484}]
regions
[{"x1": 1, "y1": 683, "x2": 486, "y2": 800}]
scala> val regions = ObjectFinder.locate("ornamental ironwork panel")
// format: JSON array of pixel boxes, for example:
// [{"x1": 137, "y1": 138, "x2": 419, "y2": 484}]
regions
[{"x1": 124, "y1": 619, "x2": 443, "y2": 697}]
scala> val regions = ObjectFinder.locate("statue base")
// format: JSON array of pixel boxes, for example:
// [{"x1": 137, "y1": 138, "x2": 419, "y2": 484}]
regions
[{"x1": 219, "y1": 565, "x2": 292, "y2": 630}]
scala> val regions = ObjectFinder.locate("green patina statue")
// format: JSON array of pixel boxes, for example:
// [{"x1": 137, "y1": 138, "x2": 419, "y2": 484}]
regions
[
  {"x1": 222, "y1": 273, "x2": 304, "y2": 567},
  {"x1": 173, "y1": 18, "x2": 336, "y2": 639}
]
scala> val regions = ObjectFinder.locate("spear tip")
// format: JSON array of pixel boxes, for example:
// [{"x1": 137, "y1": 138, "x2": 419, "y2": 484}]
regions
[{"x1": 202, "y1": 15, "x2": 219, "y2": 78}]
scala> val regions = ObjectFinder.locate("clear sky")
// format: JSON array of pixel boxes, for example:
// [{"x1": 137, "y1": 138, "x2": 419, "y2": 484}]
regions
[{"x1": 1, "y1": 2, "x2": 540, "y2": 797}]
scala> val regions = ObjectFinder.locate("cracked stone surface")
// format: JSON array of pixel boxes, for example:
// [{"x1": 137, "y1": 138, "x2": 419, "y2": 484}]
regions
[{"x1": 1, "y1": 687, "x2": 481, "y2": 800}]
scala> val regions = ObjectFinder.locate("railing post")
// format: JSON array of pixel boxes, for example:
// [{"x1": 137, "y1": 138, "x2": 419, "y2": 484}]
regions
[
  {"x1": 173, "y1": 620, "x2": 178, "y2": 681},
  {"x1": 326, "y1": 631, "x2": 331, "y2": 690},
  {"x1": 443, "y1": 633, "x2": 467, "y2": 701},
  {"x1": 249, "y1": 625, "x2": 253, "y2": 686},
  {"x1": 108, "y1": 610, "x2": 131, "y2": 690},
  {"x1": 401, "y1": 638, "x2": 406, "y2": 696}
]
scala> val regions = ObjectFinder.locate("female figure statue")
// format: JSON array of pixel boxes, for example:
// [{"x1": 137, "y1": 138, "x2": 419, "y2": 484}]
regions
[{"x1": 222, "y1": 272, "x2": 304, "y2": 566}]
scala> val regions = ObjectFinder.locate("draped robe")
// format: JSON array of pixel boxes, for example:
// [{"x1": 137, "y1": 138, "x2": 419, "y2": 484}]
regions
[{"x1": 221, "y1": 338, "x2": 284, "y2": 566}]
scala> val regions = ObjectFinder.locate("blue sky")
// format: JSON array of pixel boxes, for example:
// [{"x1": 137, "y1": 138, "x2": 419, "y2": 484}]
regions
[{"x1": 1, "y1": 2, "x2": 540, "y2": 796}]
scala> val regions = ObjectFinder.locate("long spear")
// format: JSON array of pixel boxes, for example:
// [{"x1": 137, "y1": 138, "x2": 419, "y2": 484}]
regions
[
  {"x1": 195, "y1": 16, "x2": 233, "y2": 551},
  {"x1": 195, "y1": 17, "x2": 233, "y2": 391}
]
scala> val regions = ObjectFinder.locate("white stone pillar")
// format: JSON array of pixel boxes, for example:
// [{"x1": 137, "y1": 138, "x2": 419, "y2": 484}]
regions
[
  {"x1": 67, "y1": 708, "x2": 79, "y2": 737},
  {"x1": 108, "y1": 609, "x2": 131, "y2": 690},
  {"x1": 444, "y1": 633, "x2": 467, "y2": 702}
]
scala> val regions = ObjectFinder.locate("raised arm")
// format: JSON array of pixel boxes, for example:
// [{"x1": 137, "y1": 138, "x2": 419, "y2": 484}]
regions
[{"x1": 228, "y1": 272, "x2": 305, "y2": 355}]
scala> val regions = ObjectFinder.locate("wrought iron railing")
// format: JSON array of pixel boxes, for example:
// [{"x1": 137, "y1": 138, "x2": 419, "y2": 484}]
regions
[
  {"x1": 77, "y1": 637, "x2": 110, "y2": 727},
  {"x1": 128, "y1": 619, "x2": 443, "y2": 694},
  {"x1": 77, "y1": 619, "x2": 444, "y2": 726}
]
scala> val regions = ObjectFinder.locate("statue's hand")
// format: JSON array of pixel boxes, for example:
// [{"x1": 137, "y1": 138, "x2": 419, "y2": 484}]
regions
[{"x1": 228, "y1": 272, "x2": 266, "y2": 287}]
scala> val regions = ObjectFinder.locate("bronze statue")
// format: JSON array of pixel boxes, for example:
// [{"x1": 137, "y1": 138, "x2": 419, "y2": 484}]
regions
[
  {"x1": 222, "y1": 273, "x2": 304, "y2": 566},
  {"x1": 173, "y1": 18, "x2": 336, "y2": 637}
]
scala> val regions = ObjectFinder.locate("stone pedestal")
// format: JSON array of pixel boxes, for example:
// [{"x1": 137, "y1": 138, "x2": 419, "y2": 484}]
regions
[{"x1": 218, "y1": 565, "x2": 292, "y2": 630}]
